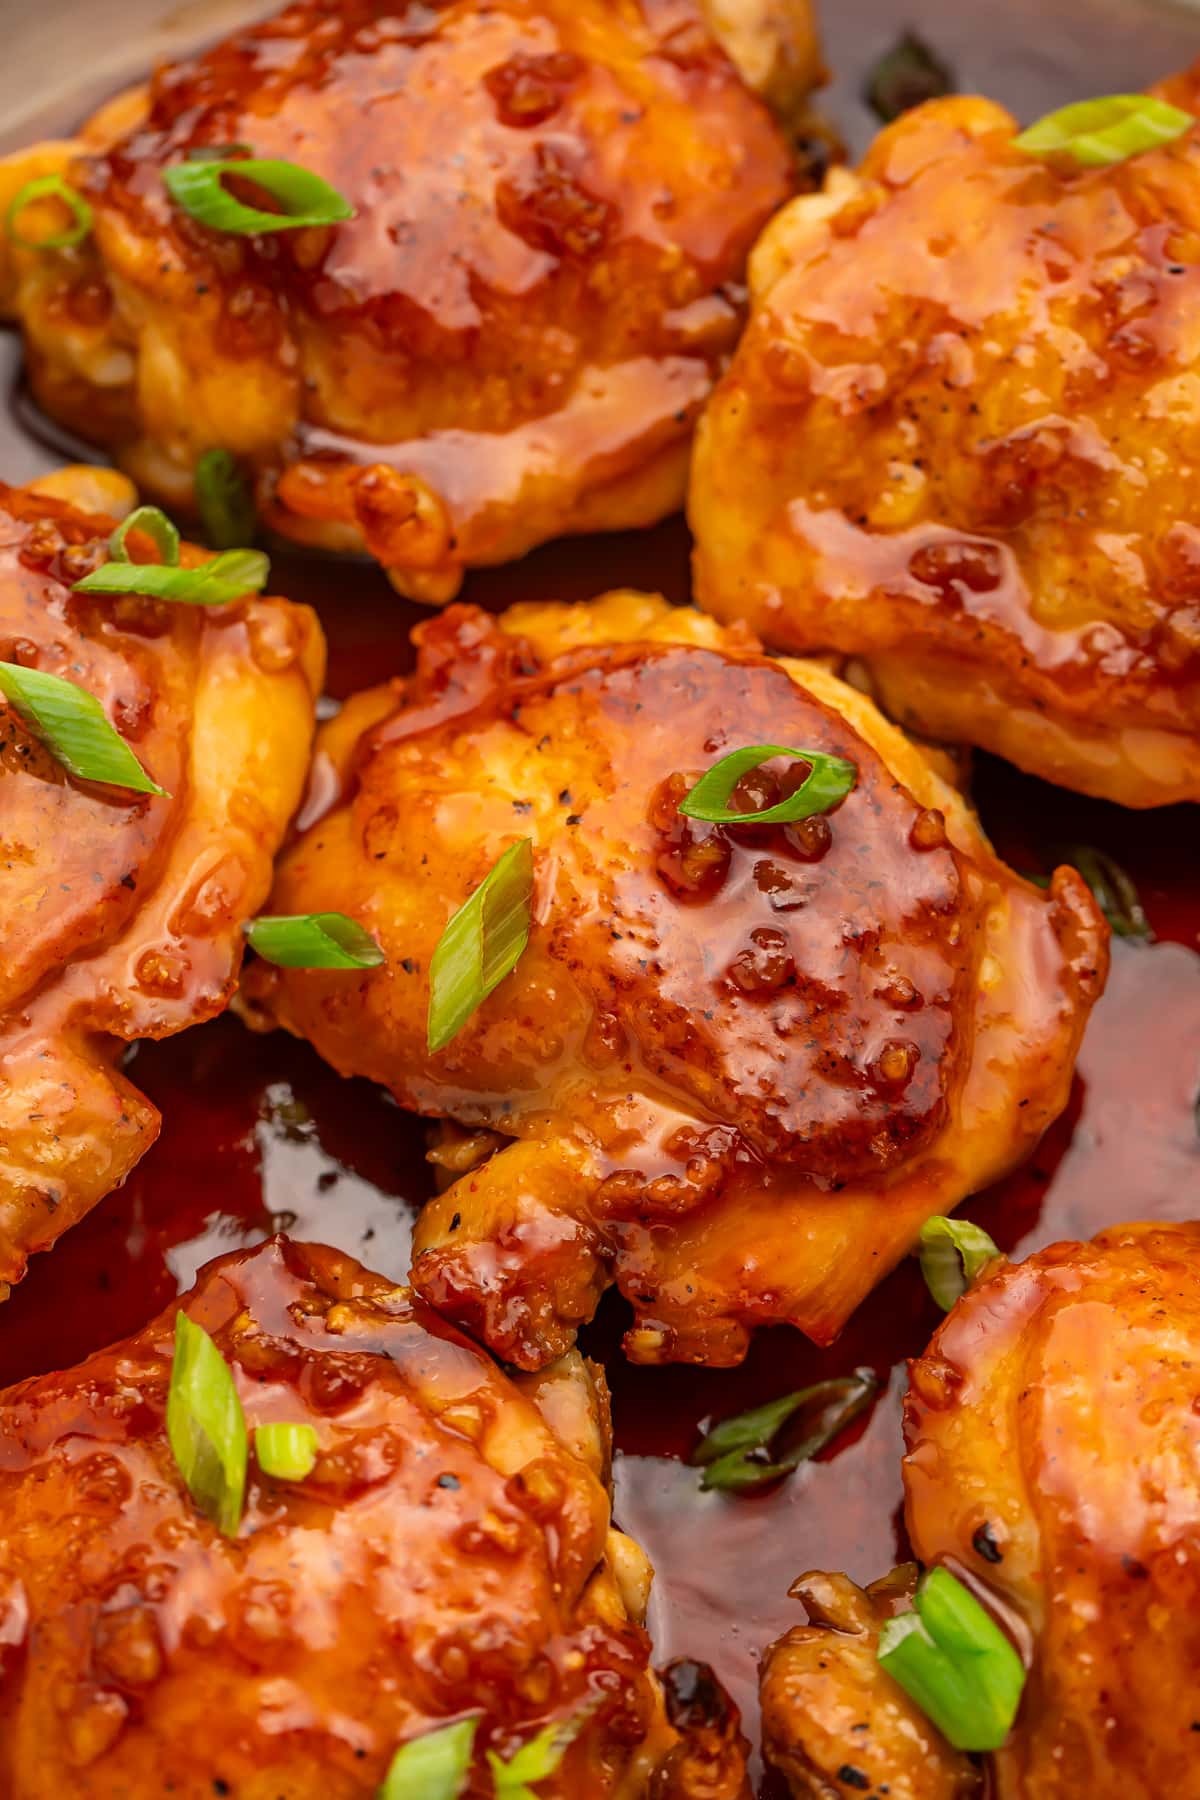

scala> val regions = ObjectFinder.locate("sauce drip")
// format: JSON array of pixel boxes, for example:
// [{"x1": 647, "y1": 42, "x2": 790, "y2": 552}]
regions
[{"x1": 2, "y1": 2, "x2": 1200, "y2": 1790}]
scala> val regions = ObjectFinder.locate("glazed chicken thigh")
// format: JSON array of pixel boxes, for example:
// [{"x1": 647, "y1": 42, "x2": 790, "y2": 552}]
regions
[
  {"x1": 0, "y1": 1235, "x2": 749, "y2": 1797},
  {"x1": 242, "y1": 592, "x2": 1107, "y2": 1368},
  {"x1": 761, "y1": 1222, "x2": 1200, "y2": 1799},
  {"x1": 0, "y1": 0, "x2": 794, "y2": 602},
  {"x1": 0, "y1": 469, "x2": 322, "y2": 1295},
  {"x1": 690, "y1": 82, "x2": 1200, "y2": 805}
]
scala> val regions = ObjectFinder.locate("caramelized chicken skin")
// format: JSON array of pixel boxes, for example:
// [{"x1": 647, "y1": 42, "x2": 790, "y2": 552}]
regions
[
  {"x1": 0, "y1": 0, "x2": 794, "y2": 603},
  {"x1": 0, "y1": 1235, "x2": 749, "y2": 1797},
  {"x1": 241, "y1": 592, "x2": 1107, "y2": 1368},
  {"x1": 761, "y1": 1222, "x2": 1200, "y2": 1798},
  {"x1": 0, "y1": 470, "x2": 322, "y2": 1296},
  {"x1": 690, "y1": 83, "x2": 1200, "y2": 805},
  {"x1": 701, "y1": 0, "x2": 823, "y2": 117}
]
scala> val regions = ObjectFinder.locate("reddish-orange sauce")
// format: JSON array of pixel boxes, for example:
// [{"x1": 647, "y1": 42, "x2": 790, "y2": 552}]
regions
[{"x1": 3, "y1": 6, "x2": 1200, "y2": 1791}]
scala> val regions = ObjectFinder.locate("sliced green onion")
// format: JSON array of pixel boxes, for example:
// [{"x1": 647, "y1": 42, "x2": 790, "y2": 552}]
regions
[
  {"x1": 254, "y1": 1421, "x2": 318, "y2": 1480},
  {"x1": 379, "y1": 1719, "x2": 478, "y2": 1800},
  {"x1": 164, "y1": 155, "x2": 354, "y2": 235},
  {"x1": 427, "y1": 839, "x2": 534, "y2": 1053},
  {"x1": 1014, "y1": 95, "x2": 1192, "y2": 168},
  {"x1": 877, "y1": 1566, "x2": 1025, "y2": 1752},
  {"x1": 109, "y1": 504, "x2": 181, "y2": 566},
  {"x1": 166, "y1": 1312, "x2": 248, "y2": 1538},
  {"x1": 488, "y1": 1716, "x2": 582, "y2": 1799},
  {"x1": 678, "y1": 745, "x2": 856, "y2": 825},
  {"x1": 244, "y1": 912, "x2": 385, "y2": 970},
  {"x1": 0, "y1": 660, "x2": 165, "y2": 796},
  {"x1": 918, "y1": 1216, "x2": 1001, "y2": 1312},
  {"x1": 866, "y1": 32, "x2": 954, "y2": 123},
  {"x1": 74, "y1": 546, "x2": 269, "y2": 606},
  {"x1": 5, "y1": 173, "x2": 93, "y2": 250},
  {"x1": 690, "y1": 1370, "x2": 877, "y2": 1493},
  {"x1": 195, "y1": 448, "x2": 256, "y2": 550}
]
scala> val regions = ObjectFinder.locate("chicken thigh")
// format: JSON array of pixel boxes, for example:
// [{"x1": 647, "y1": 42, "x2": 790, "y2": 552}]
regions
[
  {"x1": 241, "y1": 592, "x2": 1107, "y2": 1368},
  {"x1": 0, "y1": 1234, "x2": 750, "y2": 1797},
  {"x1": 761, "y1": 1222, "x2": 1200, "y2": 1799},
  {"x1": 690, "y1": 82, "x2": 1200, "y2": 805},
  {"x1": 0, "y1": 0, "x2": 794, "y2": 602},
  {"x1": 0, "y1": 468, "x2": 322, "y2": 1294}
]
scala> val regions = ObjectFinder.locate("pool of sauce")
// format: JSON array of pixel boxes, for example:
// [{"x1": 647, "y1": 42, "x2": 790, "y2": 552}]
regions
[{"x1": 4, "y1": 1, "x2": 1200, "y2": 1789}]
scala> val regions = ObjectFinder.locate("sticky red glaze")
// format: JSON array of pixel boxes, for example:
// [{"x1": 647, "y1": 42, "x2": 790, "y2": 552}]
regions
[
  {"x1": 0, "y1": 478, "x2": 322, "y2": 1291},
  {"x1": 688, "y1": 75, "x2": 1200, "y2": 804},
  {"x1": 4, "y1": 6, "x2": 1200, "y2": 1794},
  {"x1": 100, "y1": 0, "x2": 789, "y2": 334},
  {"x1": 354, "y1": 614, "x2": 974, "y2": 1176},
  {"x1": 0, "y1": 1235, "x2": 672, "y2": 1796},
  {"x1": 904, "y1": 1222, "x2": 1200, "y2": 1798},
  {"x1": 25, "y1": 0, "x2": 795, "y2": 597},
  {"x1": 242, "y1": 596, "x2": 1105, "y2": 1368}
]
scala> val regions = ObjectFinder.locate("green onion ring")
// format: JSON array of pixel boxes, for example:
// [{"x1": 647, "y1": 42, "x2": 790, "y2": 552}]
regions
[
  {"x1": 253, "y1": 1422, "x2": 319, "y2": 1480},
  {"x1": 243, "y1": 912, "x2": 385, "y2": 970},
  {"x1": 427, "y1": 838, "x2": 534, "y2": 1053},
  {"x1": 877, "y1": 1566, "x2": 1025, "y2": 1751},
  {"x1": 379, "y1": 1720, "x2": 479, "y2": 1800},
  {"x1": 5, "y1": 173, "x2": 93, "y2": 250},
  {"x1": 163, "y1": 154, "x2": 354, "y2": 235},
  {"x1": 1014, "y1": 94, "x2": 1193, "y2": 168},
  {"x1": 74, "y1": 546, "x2": 269, "y2": 606},
  {"x1": 109, "y1": 504, "x2": 181, "y2": 566},
  {"x1": 678, "y1": 744, "x2": 857, "y2": 825},
  {"x1": 166, "y1": 1312, "x2": 248, "y2": 1538},
  {"x1": 917, "y1": 1215, "x2": 1001, "y2": 1312}
]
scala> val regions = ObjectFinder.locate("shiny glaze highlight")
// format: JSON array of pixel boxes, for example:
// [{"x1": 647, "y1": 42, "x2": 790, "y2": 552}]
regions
[
  {"x1": 691, "y1": 80, "x2": 1200, "y2": 804},
  {"x1": 0, "y1": 472, "x2": 322, "y2": 1293},
  {"x1": 1, "y1": 0, "x2": 794, "y2": 600}
]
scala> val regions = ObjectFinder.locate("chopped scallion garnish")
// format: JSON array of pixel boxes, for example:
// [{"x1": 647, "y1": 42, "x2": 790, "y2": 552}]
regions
[
  {"x1": 109, "y1": 504, "x2": 181, "y2": 567},
  {"x1": 195, "y1": 448, "x2": 256, "y2": 550},
  {"x1": 1014, "y1": 95, "x2": 1192, "y2": 168},
  {"x1": 690, "y1": 1369, "x2": 878, "y2": 1492},
  {"x1": 427, "y1": 839, "x2": 534, "y2": 1053},
  {"x1": 678, "y1": 745, "x2": 856, "y2": 825},
  {"x1": 5, "y1": 173, "x2": 93, "y2": 250},
  {"x1": 917, "y1": 1216, "x2": 1001, "y2": 1312},
  {"x1": 166, "y1": 1312, "x2": 248, "y2": 1538},
  {"x1": 378, "y1": 1719, "x2": 478, "y2": 1800},
  {"x1": 877, "y1": 1566, "x2": 1025, "y2": 1751},
  {"x1": 0, "y1": 660, "x2": 165, "y2": 796},
  {"x1": 244, "y1": 912, "x2": 385, "y2": 969},
  {"x1": 74, "y1": 546, "x2": 269, "y2": 606},
  {"x1": 254, "y1": 1421, "x2": 318, "y2": 1480},
  {"x1": 164, "y1": 154, "x2": 354, "y2": 235},
  {"x1": 488, "y1": 1716, "x2": 582, "y2": 1798}
]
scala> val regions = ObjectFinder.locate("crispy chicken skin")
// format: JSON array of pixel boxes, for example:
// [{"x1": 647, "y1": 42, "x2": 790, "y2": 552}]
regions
[
  {"x1": 0, "y1": 0, "x2": 794, "y2": 604},
  {"x1": 690, "y1": 83, "x2": 1200, "y2": 806},
  {"x1": 701, "y1": 0, "x2": 822, "y2": 118},
  {"x1": 760, "y1": 1569, "x2": 981, "y2": 1799},
  {"x1": 761, "y1": 1222, "x2": 1200, "y2": 1799},
  {"x1": 0, "y1": 1234, "x2": 750, "y2": 1797},
  {"x1": 0, "y1": 469, "x2": 323, "y2": 1296},
  {"x1": 241, "y1": 591, "x2": 1107, "y2": 1368}
]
